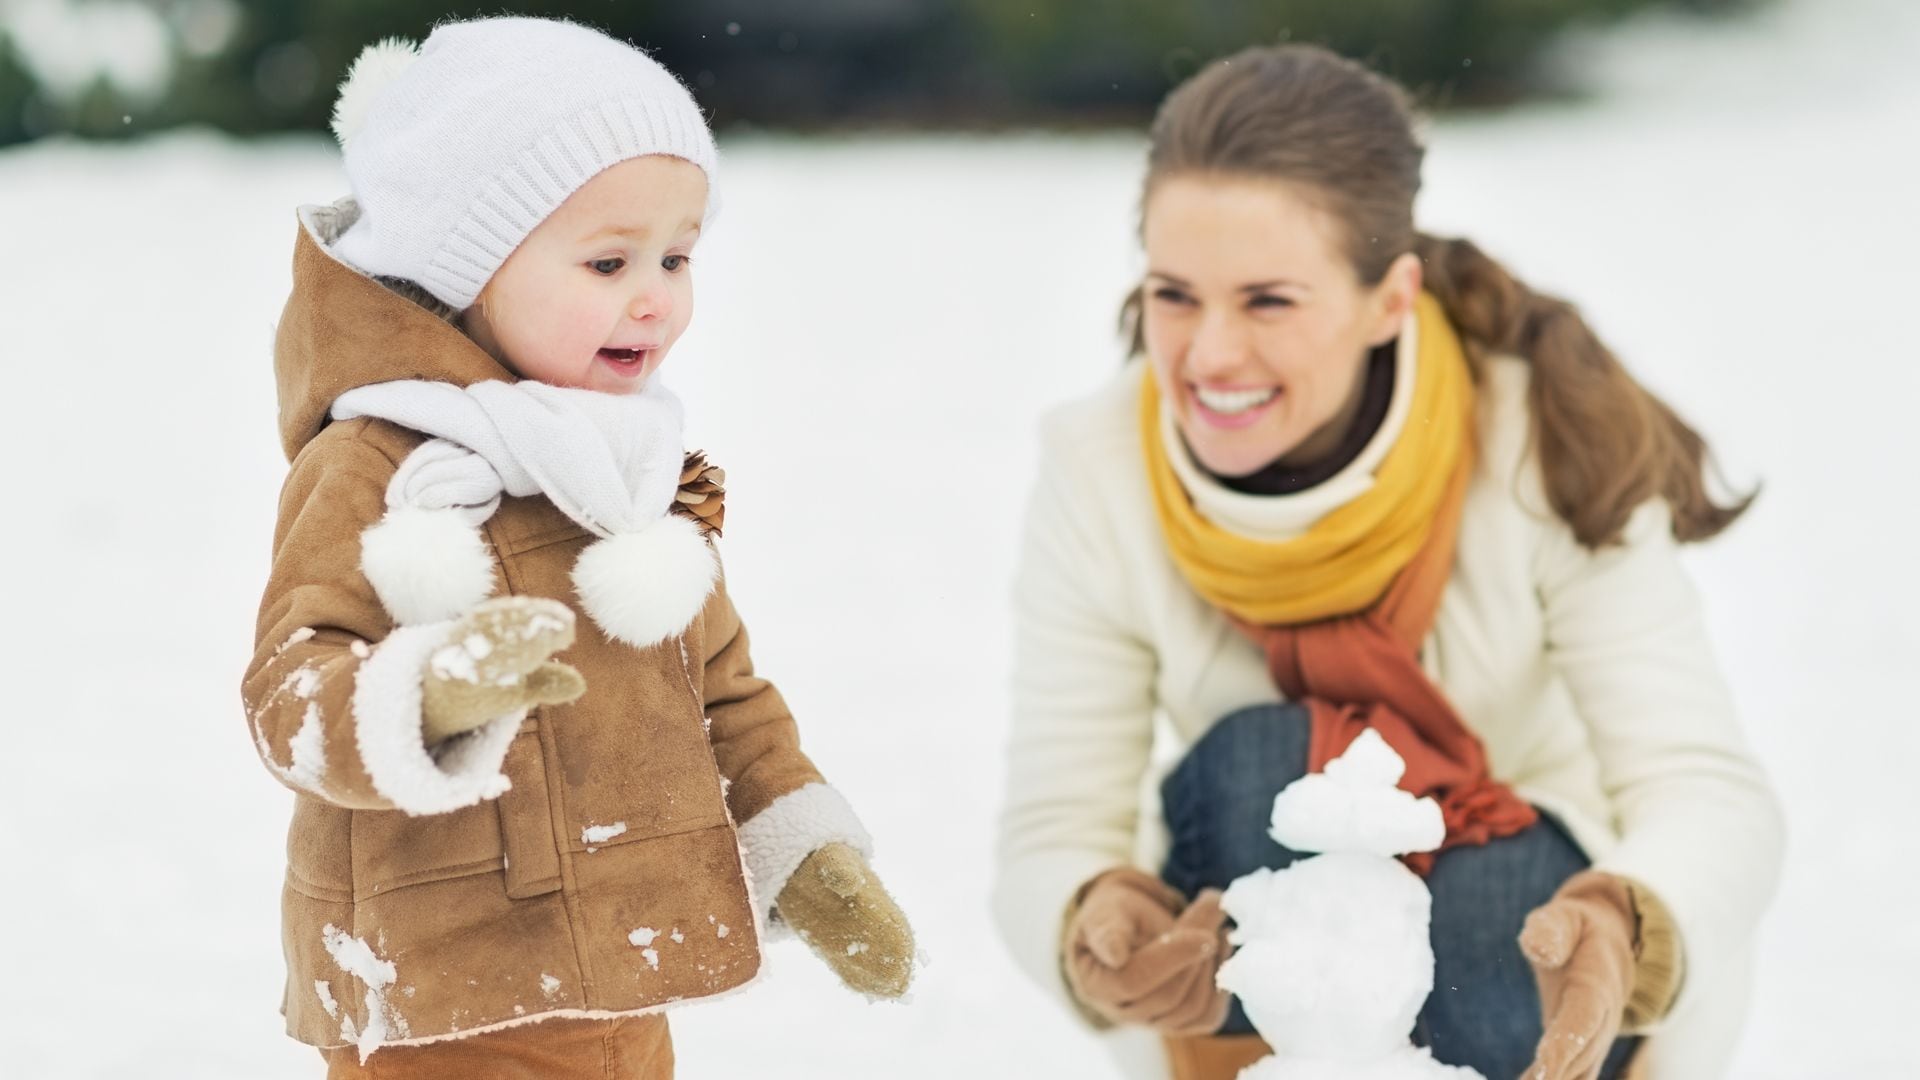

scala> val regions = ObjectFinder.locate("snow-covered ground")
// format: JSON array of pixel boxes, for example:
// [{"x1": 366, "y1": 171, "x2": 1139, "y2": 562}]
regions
[{"x1": 1, "y1": 0, "x2": 1914, "y2": 1075}]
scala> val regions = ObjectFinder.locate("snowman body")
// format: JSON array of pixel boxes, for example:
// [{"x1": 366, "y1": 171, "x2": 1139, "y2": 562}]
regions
[{"x1": 1216, "y1": 730, "x2": 1486, "y2": 1080}]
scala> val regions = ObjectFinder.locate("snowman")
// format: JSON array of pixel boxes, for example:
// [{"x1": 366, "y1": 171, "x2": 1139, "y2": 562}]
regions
[{"x1": 1216, "y1": 728, "x2": 1486, "y2": 1080}]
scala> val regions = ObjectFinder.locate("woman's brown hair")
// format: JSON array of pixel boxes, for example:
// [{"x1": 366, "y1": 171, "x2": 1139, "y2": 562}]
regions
[{"x1": 1123, "y1": 44, "x2": 1750, "y2": 548}]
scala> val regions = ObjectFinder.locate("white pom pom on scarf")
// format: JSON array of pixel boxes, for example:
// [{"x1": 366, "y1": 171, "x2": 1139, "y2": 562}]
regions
[
  {"x1": 571, "y1": 514, "x2": 718, "y2": 649},
  {"x1": 359, "y1": 505, "x2": 495, "y2": 626},
  {"x1": 334, "y1": 380, "x2": 715, "y2": 648}
]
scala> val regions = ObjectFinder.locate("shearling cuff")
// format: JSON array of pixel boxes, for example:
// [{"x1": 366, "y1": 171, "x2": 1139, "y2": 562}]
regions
[
  {"x1": 737, "y1": 783, "x2": 874, "y2": 935},
  {"x1": 352, "y1": 621, "x2": 525, "y2": 815},
  {"x1": 1621, "y1": 876, "x2": 1686, "y2": 1032}
]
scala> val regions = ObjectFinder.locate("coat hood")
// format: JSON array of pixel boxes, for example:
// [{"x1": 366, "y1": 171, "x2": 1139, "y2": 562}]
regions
[{"x1": 272, "y1": 199, "x2": 514, "y2": 462}]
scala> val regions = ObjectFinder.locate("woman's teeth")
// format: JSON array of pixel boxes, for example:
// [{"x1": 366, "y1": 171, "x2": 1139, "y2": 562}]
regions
[{"x1": 1194, "y1": 385, "x2": 1279, "y2": 415}]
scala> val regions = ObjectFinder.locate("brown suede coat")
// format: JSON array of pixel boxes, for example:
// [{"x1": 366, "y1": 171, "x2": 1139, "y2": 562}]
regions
[{"x1": 245, "y1": 209, "x2": 826, "y2": 1049}]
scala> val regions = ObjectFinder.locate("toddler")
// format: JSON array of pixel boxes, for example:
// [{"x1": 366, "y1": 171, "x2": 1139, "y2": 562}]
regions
[{"x1": 242, "y1": 18, "x2": 914, "y2": 1078}]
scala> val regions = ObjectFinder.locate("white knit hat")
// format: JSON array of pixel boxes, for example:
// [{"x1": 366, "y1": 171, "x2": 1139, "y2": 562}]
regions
[{"x1": 328, "y1": 17, "x2": 718, "y2": 311}]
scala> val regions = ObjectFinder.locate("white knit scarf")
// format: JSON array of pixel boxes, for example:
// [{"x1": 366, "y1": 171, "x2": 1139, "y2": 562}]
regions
[{"x1": 330, "y1": 379, "x2": 717, "y2": 649}]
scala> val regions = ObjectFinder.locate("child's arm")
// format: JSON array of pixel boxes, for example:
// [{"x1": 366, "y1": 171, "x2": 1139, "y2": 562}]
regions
[
  {"x1": 698, "y1": 577, "x2": 825, "y2": 812},
  {"x1": 699, "y1": 570, "x2": 860, "y2": 892},
  {"x1": 701, "y1": 570, "x2": 913, "y2": 997},
  {"x1": 241, "y1": 431, "x2": 568, "y2": 815}
]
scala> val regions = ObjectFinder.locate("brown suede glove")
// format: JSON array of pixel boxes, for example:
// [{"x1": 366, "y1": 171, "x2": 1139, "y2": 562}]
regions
[
  {"x1": 777, "y1": 842, "x2": 916, "y2": 999},
  {"x1": 420, "y1": 597, "x2": 587, "y2": 745},
  {"x1": 1062, "y1": 868, "x2": 1231, "y2": 1036},
  {"x1": 1520, "y1": 870, "x2": 1684, "y2": 1080}
]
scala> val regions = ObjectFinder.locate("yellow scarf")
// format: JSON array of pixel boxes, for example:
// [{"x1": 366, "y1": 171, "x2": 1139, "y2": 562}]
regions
[{"x1": 1141, "y1": 292, "x2": 1476, "y2": 625}]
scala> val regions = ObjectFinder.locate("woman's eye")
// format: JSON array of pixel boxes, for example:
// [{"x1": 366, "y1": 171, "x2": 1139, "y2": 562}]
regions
[
  {"x1": 1249, "y1": 294, "x2": 1294, "y2": 310},
  {"x1": 662, "y1": 254, "x2": 690, "y2": 272},
  {"x1": 1151, "y1": 287, "x2": 1192, "y2": 305},
  {"x1": 587, "y1": 257, "x2": 625, "y2": 276}
]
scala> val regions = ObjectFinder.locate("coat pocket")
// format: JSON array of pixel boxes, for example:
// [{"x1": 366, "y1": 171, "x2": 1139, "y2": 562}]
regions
[
  {"x1": 497, "y1": 728, "x2": 563, "y2": 899},
  {"x1": 349, "y1": 797, "x2": 504, "y2": 901}
]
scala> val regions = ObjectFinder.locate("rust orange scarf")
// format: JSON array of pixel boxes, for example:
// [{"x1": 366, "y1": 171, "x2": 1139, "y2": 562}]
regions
[
  {"x1": 1142, "y1": 294, "x2": 1536, "y2": 868},
  {"x1": 1250, "y1": 452, "x2": 1535, "y2": 870}
]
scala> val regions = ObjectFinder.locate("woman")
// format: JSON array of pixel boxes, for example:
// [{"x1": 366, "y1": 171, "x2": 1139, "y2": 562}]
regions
[{"x1": 992, "y1": 44, "x2": 1782, "y2": 1080}]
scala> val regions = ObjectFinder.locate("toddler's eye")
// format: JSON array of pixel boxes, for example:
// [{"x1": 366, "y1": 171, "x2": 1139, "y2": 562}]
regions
[
  {"x1": 662, "y1": 254, "x2": 690, "y2": 272},
  {"x1": 588, "y1": 257, "x2": 625, "y2": 276},
  {"x1": 1249, "y1": 294, "x2": 1294, "y2": 310},
  {"x1": 1151, "y1": 287, "x2": 1193, "y2": 306}
]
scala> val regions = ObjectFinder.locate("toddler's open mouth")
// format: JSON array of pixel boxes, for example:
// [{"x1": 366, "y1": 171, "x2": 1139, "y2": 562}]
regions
[{"x1": 595, "y1": 346, "x2": 651, "y2": 377}]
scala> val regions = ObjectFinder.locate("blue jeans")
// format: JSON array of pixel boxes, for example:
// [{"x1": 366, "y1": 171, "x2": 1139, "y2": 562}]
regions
[{"x1": 1160, "y1": 704, "x2": 1638, "y2": 1078}]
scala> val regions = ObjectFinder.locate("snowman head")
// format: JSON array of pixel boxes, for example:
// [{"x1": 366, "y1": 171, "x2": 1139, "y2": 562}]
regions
[{"x1": 1267, "y1": 729, "x2": 1445, "y2": 858}]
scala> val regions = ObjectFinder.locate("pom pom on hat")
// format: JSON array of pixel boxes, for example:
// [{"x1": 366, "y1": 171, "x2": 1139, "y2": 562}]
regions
[{"x1": 330, "y1": 37, "x2": 420, "y2": 148}]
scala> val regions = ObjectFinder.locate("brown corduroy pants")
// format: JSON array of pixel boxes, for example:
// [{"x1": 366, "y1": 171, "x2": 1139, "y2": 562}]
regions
[{"x1": 320, "y1": 1015, "x2": 673, "y2": 1079}]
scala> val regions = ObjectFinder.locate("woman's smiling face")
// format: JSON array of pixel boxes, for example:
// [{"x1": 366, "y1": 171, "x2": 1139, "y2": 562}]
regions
[
  {"x1": 1140, "y1": 174, "x2": 1419, "y2": 477},
  {"x1": 462, "y1": 154, "x2": 707, "y2": 395}
]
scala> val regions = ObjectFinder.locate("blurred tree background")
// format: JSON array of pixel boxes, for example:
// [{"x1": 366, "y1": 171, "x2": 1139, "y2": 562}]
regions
[{"x1": 0, "y1": 0, "x2": 1758, "y2": 146}]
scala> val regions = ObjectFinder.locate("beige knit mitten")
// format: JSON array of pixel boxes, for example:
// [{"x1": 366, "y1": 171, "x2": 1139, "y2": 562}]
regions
[
  {"x1": 776, "y1": 842, "x2": 916, "y2": 999},
  {"x1": 419, "y1": 596, "x2": 587, "y2": 745},
  {"x1": 1520, "y1": 870, "x2": 1684, "y2": 1080},
  {"x1": 1063, "y1": 868, "x2": 1231, "y2": 1036}
]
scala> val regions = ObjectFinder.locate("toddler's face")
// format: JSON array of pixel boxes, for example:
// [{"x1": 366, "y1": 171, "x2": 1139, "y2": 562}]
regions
[{"x1": 463, "y1": 155, "x2": 707, "y2": 394}]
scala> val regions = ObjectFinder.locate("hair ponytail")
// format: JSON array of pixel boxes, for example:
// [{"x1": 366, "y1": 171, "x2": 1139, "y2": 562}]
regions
[{"x1": 1413, "y1": 234, "x2": 1751, "y2": 545}]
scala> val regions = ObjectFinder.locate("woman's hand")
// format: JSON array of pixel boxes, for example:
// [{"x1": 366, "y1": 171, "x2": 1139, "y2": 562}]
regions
[
  {"x1": 1063, "y1": 868, "x2": 1230, "y2": 1035},
  {"x1": 778, "y1": 842, "x2": 916, "y2": 998},
  {"x1": 1520, "y1": 870, "x2": 1681, "y2": 1080}
]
